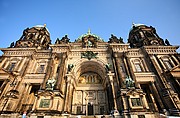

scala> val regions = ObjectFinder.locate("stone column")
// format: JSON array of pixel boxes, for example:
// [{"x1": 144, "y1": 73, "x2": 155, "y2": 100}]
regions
[
  {"x1": 107, "y1": 71, "x2": 117, "y2": 110},
  {"x1": 172, "y1": 55, "x2": 179, "y2": 64},
  {"x1": 64, "y1": 73, "x2": 73, "y2": 112},
  {"x1": 159, "y1": 58, "x2": 166, "y2": 69},
  {"x1": 56, "y1": 53, "x2": 66, "y2": 90},
  {"x1": 0, "y1": 57, "x2": 7, "y2": 68},
  {"x1": 114, "y1": 53, "x2": 126, "y2": 87},
  {"x1": 68, "y1": 82, "x2": 74, "y2": 112},
  {"x1": 42, "y1": 59, "x2": 53, "y2": 89},
  {"x1": 17, "y1": 57, "x2": 27, "y2": 72},
  {"x1": 150, "y1": 82, "x2": 165, "y2": 109}
]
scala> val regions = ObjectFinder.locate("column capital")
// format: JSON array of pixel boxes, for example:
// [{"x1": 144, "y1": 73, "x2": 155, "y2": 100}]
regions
[{"x1": 107, "y1": 71, "x2": 115, "y2": 83}]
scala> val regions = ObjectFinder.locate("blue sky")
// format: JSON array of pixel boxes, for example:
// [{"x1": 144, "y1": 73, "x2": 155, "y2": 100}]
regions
[{"x1": 0, "y1": 0, "x2": 180, "y2": 54}]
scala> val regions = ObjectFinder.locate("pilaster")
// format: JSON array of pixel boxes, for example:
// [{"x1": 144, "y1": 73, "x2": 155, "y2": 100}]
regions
[{"x1": 107, "y1": 71, "x2": 117, "y2": 110}]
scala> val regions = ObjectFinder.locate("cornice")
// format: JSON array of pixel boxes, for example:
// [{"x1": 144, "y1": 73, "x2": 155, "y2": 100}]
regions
[
  {"x1": 143, "y1": 46, "x2": 179, "y2": 54},
  {"x1": 109, "y1": 43, "x2": 129, "y2": 52},
  {"x1": 0, "y1": 48, "x2": 36, "y2": 56}
]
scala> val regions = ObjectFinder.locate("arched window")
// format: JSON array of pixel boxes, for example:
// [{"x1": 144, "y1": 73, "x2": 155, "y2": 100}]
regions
[
  {"x1": 78, "y1": 72, "x2": 102, "y2": 84},
  {"x1": 133, "y1": 59, "x2": 143, "y2": 72},
  {"x1": 134, "y1": 63, "x2": 142, "y2": 72},
  {"x1": 161, "y1": 56, "x2": 173, "y2": 70}
]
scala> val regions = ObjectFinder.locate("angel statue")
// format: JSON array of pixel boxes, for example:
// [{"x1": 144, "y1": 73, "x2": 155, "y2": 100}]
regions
[
  {"x1": 46, "y1": 77, "x2": 56, "y2": 90},
  {"x1": 124, "y1": 76, "x2": 135, "y2": 88}
]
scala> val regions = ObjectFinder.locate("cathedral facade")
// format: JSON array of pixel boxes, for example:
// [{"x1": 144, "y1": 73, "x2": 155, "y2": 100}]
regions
[{"x1": 0, "y1": 24, "x2": 179, "y2": 118}]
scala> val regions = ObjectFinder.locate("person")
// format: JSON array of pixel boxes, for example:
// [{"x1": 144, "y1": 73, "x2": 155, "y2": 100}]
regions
[{"x1": 22, "y1": 111, "x2": 26, "y2": 118}]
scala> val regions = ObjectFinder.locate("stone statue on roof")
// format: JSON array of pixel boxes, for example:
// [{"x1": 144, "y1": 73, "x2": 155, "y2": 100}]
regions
[{"x1": 108, "y1": 34, "x2": 124, "y2": 43}]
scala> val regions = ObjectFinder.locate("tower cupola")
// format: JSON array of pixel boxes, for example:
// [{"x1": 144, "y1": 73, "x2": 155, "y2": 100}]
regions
[
  {"x1": 128, "y1": 24, "x2": 165, "y2": 48},
  {"x1": 14, "y1": 25, "x2": 51, "y2": 49}
]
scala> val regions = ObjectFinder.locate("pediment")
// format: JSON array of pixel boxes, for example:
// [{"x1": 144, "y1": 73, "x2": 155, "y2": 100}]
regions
[
  {"x1": 38, "y1": 90, "x2": 54, "y2": 97},
  {"x1": 126, "y1": 88, "x2": 145, "y2": 96}
]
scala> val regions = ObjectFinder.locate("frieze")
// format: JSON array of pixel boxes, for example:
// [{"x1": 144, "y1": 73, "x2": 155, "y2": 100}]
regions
[
  {"x1": 2, "y1": 50, "x2": 34, "y2": 56},
  {"x1": 109, "y1": 44, "x2": 129, "y2": 52},
  {"x1": 0, "y1": 48, "x2": 36, "y2": 56},
  {"x1": 34, "y1": 53, "x2": 51, "y2": 58},
  {"x1": 126, "y1": 49, "x2": 143, "y2": 57},
  {"x1": 144, "y1": 46, "x2": 178, "y2": 54},
  {"x1": 69, "y1": 51, "x2": 109, "y2": 57},
  {"x1": 51, "y1": 46, "x2": 70, "y2": 53}
]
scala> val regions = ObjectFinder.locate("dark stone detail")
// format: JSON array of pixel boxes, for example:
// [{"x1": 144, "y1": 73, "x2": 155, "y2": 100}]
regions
[
  {"x1": 82, "y1": 35, "x2": 98, "y2": 48},
  {"x1": 81, "y1": 51, "x2": 98, "y2": 60},
  {"x1": 68, "y1": 64, "x2": 74, "y2": 72},
  {"x1": 14, "y1": 26, "x2": 51, "y2": 49},
  {"x1": 108, "y1": 34, "x2": 124, "y2": 43},
  {"x1": 165, "y1": 39, "x2": 171, "y2": 46},
  {"x1": 128, "y1": 25, "x2": 165, "y2": 48},
  {"x1": 105, "y1": 63, "x2": 112, "y2": 71},
  {"x1": 55, "y1": 35, "x2": 70, "y2": 44},
  {"x1": 9, "y1": 42, "x2": 14, "y2": 48}
]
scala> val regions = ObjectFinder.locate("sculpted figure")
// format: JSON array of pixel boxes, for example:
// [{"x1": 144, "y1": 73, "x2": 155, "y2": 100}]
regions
[
  {"x1": 124, "y1": 76, "x2": 135, "y2": 88},
  {"x1": 46, "y1": 77, "x2": 56, "y2": 90}
]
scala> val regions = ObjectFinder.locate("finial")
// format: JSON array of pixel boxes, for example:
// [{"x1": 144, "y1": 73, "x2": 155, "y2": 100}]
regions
[
  {"x1": 132, "y1": 22, "x2": 135, "y2": 26},
  {"x1": 88, "y1": 28, "x2": 91, "y2": 34},
  {"x1": 44, "y1": 24, "x2": 46, "y2": 27}
]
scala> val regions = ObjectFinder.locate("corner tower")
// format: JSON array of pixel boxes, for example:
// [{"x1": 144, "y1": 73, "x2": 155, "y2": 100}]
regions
[
  {"x1": 128, "y1": 24, "x2": 165, "y2": 48},
  {"x1": 14, "y1": 25, "x2": 51, "y2": 49}
]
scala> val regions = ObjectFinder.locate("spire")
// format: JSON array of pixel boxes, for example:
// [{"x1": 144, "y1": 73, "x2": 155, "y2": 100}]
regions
[
  {"x1": 88, "y1": 28, "x2": 91, "y2": 34},
  {"x1": 132, "y1": 22, "x2": 135, "y2": 27},
  {"x1": 44, "y1": 24, "x2": 46, "y2": 27}
]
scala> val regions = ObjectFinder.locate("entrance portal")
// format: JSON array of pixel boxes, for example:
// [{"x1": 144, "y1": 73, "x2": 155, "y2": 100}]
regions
[{"x1": 88, "y1": 103, "x2": 93, "y2": 115}]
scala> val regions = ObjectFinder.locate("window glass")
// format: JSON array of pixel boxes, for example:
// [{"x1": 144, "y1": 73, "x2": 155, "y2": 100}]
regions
[
  {"x1": 131, "y1": 98, "x2": 142, "y2": 106},
  {"x1": 77, "y1": 106, "x2": 81, "y2": 114},
  {"x1": 8, "y1": 62, "x2": 16, "y2": 72},
  {"x1": 134, "y1": 63, "x2": 142, "y2": 72},
  {"x1": 38, "y1": 65, "x2": 45, "y2": 73},
  {"x1": 164, "y1": 61, "x2": 172, "y2": 70}
]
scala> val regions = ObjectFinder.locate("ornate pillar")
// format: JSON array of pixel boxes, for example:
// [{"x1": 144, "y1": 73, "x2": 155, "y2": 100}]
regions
[{"x1": 107, "y1": 71, "x2": 117, "y2": 110}]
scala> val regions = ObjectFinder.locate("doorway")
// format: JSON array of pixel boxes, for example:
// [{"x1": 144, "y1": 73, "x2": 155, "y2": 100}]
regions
[{"x1": 88, "y1": 103, "x2": 93, "y2": 115}]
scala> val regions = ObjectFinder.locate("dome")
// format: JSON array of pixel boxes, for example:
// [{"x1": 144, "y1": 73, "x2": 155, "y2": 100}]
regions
[
  {"x1": 34, "y1": 24, "x2": 50, "y2": 33},
  {"x1": 129, "y1": 23, "x2": 146, "y2": 32},
  {"x1": 75, "y1": 29, "x2": 104, "y2": 43}
]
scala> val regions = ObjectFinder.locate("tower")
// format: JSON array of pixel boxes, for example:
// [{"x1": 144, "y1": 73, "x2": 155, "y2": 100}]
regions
[{"x1": 128, "y1": 24, "x2": 165, "y2": 48}]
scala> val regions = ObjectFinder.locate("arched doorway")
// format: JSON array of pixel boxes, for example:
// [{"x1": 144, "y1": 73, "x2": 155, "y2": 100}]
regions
[{"x1": 70, "y1": 60, "x2": 113, "y2": 115}]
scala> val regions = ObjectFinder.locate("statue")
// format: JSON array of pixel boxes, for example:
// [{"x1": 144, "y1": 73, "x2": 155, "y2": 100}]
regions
[
  {"x1": 55, "y1": 38, "x2": 60, "y2": 44},
  {"x1": 59, "y1": 35, "x2": 70, "y2": 44},
  {"x1": 68, "y1": 64, "x2": 74, "y2": 72},
  {"x1": 119, "y1": 37, "x2": 124, "y2": 43},
  {"x1": 165, "y1": 39, "x2": 171, "y2": 46},
  {"x1": 105, "y1": 63, "x2": 112, "y2": 71},
  {"x1": 124, "y1": 76, "x2": 135, "y2": 88},
  {"x1": 46, "y1": 77, "x2": 56, "y2": 90},
  {"x1": 9, "y1": 42, "x2": 14, "y2": 48},
  {"x1": 81, "y1": 51, "x2": 98, "y2": 60},
  {"x1": 108, "y1": 34, "x2": 124, "y2": 43}
]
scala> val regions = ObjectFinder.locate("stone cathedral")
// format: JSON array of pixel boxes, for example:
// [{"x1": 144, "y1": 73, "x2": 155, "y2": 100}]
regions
[{"x1": 0, "y1": 24, "x2": 179, "y2": 118}]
